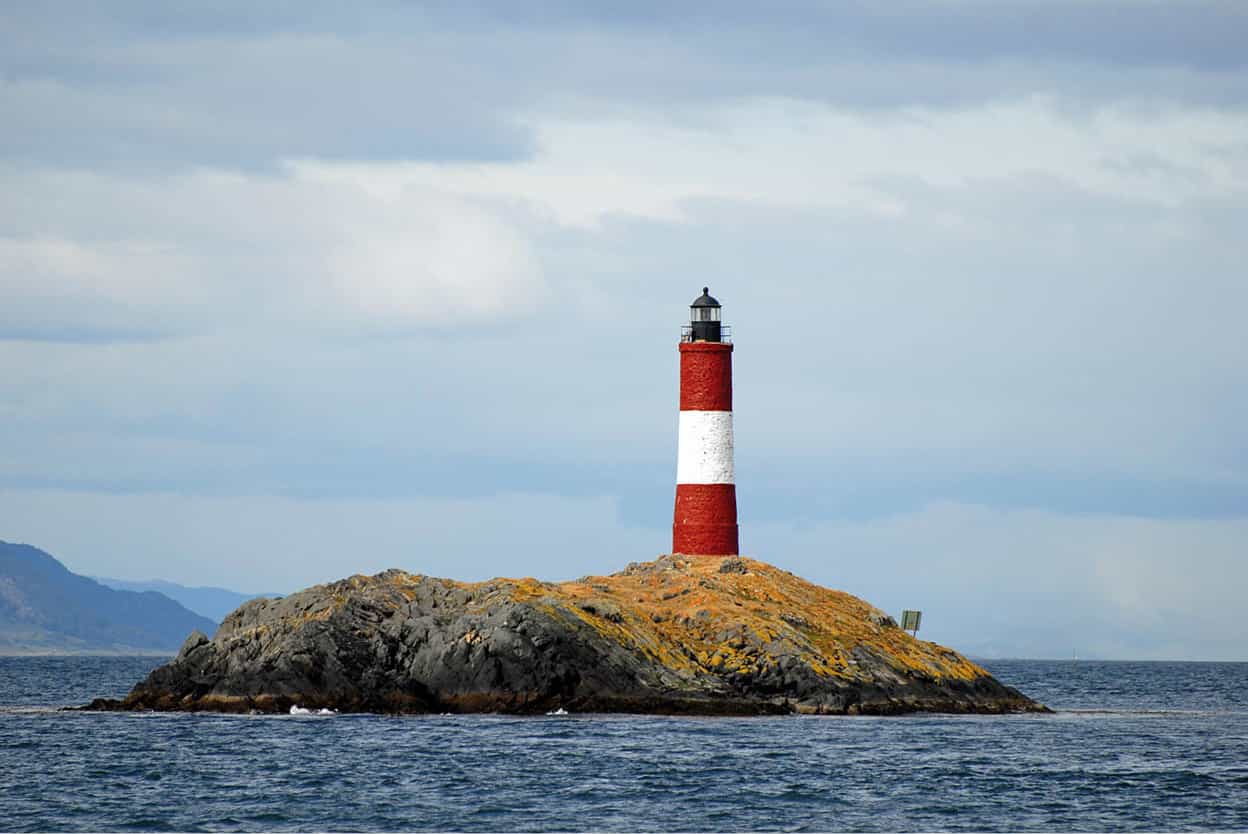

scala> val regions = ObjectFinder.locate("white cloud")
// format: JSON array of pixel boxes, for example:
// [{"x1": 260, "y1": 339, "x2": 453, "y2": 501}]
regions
[
  {"x1": 322, "y1": 181, "x2": 545, "y2": 324},
  {"x1": 0, "y1": 237, "x2": 209, "y2": 337},
  {"x1": 297, "y1": 97, "x2": 1248, "y2": 230},
  {"x1": 2, "y1": 88, "x2": 1245, "y2": 485},
  {"x1": 0, "y1": 237, "x2": 182, "y2": 297},
  {"x1": 5, "y1": 94, "x2": 1241, "y2": 340},
  {"x1": 0, "y1": 164, "x2": 547, "y2": 335}
]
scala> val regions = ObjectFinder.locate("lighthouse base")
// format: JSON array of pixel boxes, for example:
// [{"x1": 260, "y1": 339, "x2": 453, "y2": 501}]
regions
[{"x1": 672, "y1": 483, "x2": 739, "y2": 556}]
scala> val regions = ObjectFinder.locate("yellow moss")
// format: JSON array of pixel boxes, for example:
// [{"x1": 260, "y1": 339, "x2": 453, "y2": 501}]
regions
[{"x1": 361, "y1": 554, "x2": 985, "y2": 686}]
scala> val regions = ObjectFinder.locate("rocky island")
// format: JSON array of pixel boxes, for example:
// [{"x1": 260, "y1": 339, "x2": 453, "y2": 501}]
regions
[{"x1": 85, "y1": 555, "x2": 1045, "y2": 715}]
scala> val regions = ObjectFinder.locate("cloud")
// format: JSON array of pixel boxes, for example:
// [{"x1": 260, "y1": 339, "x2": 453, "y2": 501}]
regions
[
  {"x1": 0, "y1": 32, "x2": 537, "y2": 170},
  {"x1": 3, "y1": 3, "x2": 1247, "y2": 172},
  {"x1": 311, "y1": 170, "x2": 546, "y2": 325},
  {"x1": 0, "y1": 237, "x2": 198, "y2": 341},
  {"x1": 0, "y1": 164, "x2": 547, "y2": 339},
  {"x1": 1, "y1": 92, "x2": 1244, "y2": 518},
  {"x1": 352, "y1": 97, "x2": 1247, "y2": 225},
  {"x1": 458, "y1": 1, "x2": 1248, "y2": 72}
]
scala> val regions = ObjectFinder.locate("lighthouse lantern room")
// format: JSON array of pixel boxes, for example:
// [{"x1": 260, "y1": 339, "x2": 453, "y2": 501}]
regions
[
  {"x1": 686, "y1": 287, "x2": 723, "y2": 343},
  {"x1": 673, "y1": 287, "x2": 740, "y2": 556}
]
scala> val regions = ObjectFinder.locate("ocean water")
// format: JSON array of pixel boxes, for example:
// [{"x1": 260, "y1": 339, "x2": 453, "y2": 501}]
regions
[{"x1": 1, "y1": 657, "x2": 1246, "y2": 831}]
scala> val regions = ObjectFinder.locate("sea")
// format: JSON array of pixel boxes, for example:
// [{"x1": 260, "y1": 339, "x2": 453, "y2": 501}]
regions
[{"x1": 1, "y1": 657, "x2": 1246, "y2": 832}]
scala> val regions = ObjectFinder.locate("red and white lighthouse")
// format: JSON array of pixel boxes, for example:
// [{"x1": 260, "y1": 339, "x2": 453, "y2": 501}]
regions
[{"x1": 672, "y1": 287, "x2": 739, "y2": 556}]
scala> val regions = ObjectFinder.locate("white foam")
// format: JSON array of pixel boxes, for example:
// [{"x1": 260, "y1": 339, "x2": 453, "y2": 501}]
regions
[{"x1": 289, "y1": 705, "x2": 337, "y2": 716}]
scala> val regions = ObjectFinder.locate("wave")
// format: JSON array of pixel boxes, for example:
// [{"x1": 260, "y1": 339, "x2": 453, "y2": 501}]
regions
[{"x1": 289, "y1": 705, "x2": 337, "y2": 716}]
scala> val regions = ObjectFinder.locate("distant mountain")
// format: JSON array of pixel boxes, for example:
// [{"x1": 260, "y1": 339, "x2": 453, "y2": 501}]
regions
[
  {"x1": 93, "y1": 577, "x2": 281, "y2": 623},
  {"x1": 0, "y1": 540, "x2": 217, "y2": 654}
]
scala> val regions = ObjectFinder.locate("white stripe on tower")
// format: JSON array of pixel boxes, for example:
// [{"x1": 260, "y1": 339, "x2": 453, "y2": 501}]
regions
[{"x1": 676, "y1": 411, "x2": 735, "y2": 484}]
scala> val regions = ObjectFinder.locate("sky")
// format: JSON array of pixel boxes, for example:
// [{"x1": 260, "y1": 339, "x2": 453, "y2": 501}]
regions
[{"x1": 1, "y1": 1, "x2": 1246, "y2": 660}]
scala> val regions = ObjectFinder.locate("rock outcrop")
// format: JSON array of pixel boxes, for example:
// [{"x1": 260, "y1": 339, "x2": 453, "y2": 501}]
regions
[{"x1": 84, "y1": 556, "x2": 1045, "y2": 715}]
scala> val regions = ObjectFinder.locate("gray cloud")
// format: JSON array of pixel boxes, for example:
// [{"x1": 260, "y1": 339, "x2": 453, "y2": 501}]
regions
[
  {"x1": 3, "y1": 2, "x2": 1247, "y2": 171},
  {"x1": 14, "y1": 2, "x2": 1246, "y2": 68}
]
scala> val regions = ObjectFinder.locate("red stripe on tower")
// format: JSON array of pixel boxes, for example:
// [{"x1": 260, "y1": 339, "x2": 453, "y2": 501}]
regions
[
  {"x1": 679, "y1": 344, "x2": 733, "y2": 411},
  {"x1": 673, "y1": 288, "x2": 739, "y2": 557}
]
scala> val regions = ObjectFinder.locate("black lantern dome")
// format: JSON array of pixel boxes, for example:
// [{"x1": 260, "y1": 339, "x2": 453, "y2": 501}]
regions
[
  {"x1": 688, "y1": 286, "x2": 723, "y2": 342},
  {"x1": 691, "y1": 287, "x2": 720, "y2": 309}
]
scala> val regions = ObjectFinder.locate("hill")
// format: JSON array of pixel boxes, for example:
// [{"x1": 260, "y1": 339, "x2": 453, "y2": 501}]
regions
[
  {"x1": 0, "y1": 540, "x2": 218, "y2": 654},
  {"x1": 89, "y1": 554, "x2": 1045, "y2": 715},
  {"x1": 93, "y1": 577, "x2": 281, "y2": 623}
]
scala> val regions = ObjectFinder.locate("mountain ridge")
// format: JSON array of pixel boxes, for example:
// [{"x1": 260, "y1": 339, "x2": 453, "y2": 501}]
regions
[
  {"x1": 0, "y1": 540, "x2": 217, "y2": 654},
  {"x1": 92, "y1": 577, "x2": 282, "y2": 623}
]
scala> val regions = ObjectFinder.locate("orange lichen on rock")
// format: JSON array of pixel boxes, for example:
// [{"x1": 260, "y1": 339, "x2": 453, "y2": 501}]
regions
[
  {"x1": 501, "y1": 555, "x2": 986, "y2": 686},
  {"x1": 413, "y1": 555, "x2": 985, "y2": 688}
]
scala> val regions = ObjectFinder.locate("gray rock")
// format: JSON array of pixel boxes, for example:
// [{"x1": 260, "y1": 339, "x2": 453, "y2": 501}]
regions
[
  {"x1": 80, "y1": 558, "x2": 1048, "y2": 717},
  {"x1": 176, "y1": 630, "x2": 209, "y2": 659}
]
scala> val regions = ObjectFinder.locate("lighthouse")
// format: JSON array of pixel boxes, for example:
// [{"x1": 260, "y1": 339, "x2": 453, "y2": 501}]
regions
[{"x1": 672, "y1": 287, "x2": 739, "y2": 556}]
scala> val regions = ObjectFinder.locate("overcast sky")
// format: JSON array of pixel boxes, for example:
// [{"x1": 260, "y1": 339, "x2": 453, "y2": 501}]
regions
[{"x1": 2, "y1": 2, "x2": 1245, "y2": 659}]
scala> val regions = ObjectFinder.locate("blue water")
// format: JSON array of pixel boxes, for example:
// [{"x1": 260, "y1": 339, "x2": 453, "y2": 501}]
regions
[{"x1": 2, "y1": 657, "x2": 1247, "y2": 831}]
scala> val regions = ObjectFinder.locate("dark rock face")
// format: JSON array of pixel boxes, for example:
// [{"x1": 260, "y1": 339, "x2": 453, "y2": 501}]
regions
[{"x1": 84, "y1": 558, "x2": 1047, "y2": 716}]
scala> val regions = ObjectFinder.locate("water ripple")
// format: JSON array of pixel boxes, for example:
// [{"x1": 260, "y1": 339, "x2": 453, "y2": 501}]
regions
[{"x1": 1, "y1": 658, "x2": 1247, "y2": 831}]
